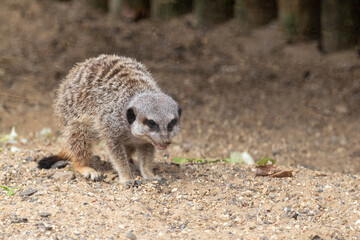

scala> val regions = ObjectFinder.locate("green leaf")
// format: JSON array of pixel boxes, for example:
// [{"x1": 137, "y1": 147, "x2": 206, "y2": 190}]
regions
[
  {"x1": 172, "y1": 157, "x2": 218, "y2": 164},
  {"x1": 194, "y1": 158, "x2": 206, "y2": 163},
  {"x1": 172, "y1": 158, "x2": 191, "y2": 164},
  {"x1": 256, "y1": 157, "x2": 276, "y2": 166},
  {"x1": 222, "y1": 158, "x2": 231, "y2": 163},
  {"x1": 229, "y1": 152, "x2": 244, "y2": 164},
  {"x1": 206, "y1": 159, "x2": 220, "y2": 164},
  {"x1": 0, "y1": 127, "x2": 18, "y2": 144},
  {"x1": 0, "y1": 185, "x2": 18, "y2": 196}
]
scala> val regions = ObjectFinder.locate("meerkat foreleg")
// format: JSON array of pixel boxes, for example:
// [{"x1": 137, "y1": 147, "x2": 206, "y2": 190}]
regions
[
  {"x1": 137, "y1": 143, "x2": 161, "y2": 180},
  {"x1": 105, "y1": 139, "x2": 134, "y2": 184},
  {"x1": 125, "y1": 145, "x2": 135, "y2": 163},
  {"x1": 64, "y1": 120, "x2": 100, "y2": 181}
]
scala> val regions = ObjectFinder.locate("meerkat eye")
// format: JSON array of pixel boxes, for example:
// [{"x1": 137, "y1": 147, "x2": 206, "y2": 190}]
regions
[
  {"x1": 147, "y1": 120, "x2": 156, "y2": 127},
  {"x1": 167, "y1": 119, "x2": 177, "y2": 131},
  {"x1": 144, "y1": 119, "x2": 159, "y2": 130}
]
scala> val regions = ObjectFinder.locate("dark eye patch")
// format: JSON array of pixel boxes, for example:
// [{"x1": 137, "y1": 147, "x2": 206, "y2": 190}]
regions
[
  {"x1": 167, "y1": 119, "x2": 177, "y2": 131},
  {"x1": 143, "y1": 119, "x2": 159, "y2": 131}
]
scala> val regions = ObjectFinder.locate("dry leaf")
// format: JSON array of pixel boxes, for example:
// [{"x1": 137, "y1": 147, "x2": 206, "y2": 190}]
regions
[
  {"x1": 255, "y1": 164, "x2": 279, "y2": 176},
  {"x1": 270, "y1": 170, "x2": 293, "y2": 178},
  {"x1": 255, "y1": 165, "x2": 293, "y2": 178}
]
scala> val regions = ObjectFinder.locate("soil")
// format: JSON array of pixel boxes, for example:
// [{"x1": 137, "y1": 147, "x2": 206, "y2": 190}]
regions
[{"x1": 1, "y1": 0, "x2": 360, "y2": 239}]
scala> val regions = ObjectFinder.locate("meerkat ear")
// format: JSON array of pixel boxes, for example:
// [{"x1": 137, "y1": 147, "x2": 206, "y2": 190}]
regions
[
  {"x1": 126, "y1": 108, "x2": 136, "y2": 124},
  {"x1": 178, "y1": 107, "x2": 182, "y2": 118}
]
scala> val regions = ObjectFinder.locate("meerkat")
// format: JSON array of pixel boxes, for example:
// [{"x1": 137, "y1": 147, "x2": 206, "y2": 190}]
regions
[{"x1": 38, "y1": 54, "x2": 181, "y2": 184}]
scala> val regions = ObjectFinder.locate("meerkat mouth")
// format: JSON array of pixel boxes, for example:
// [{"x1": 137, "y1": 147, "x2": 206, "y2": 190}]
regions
[{"x1": 155, "y1": 144, "x2": 168, "y2": 150}]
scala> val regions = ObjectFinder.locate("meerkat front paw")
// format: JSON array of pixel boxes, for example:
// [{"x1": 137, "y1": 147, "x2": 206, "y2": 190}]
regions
[
  {"x1": 150, "y1": 176, "x2": 167, "y2": 185},
  {"x1": 76, "y1": 166, "x2": 101, "y2": 181},
  {"x1": 143, "y1": 175, "x2": 167, "y2": 185},
  {"x1": 123, "y1": 180, "x2": 142, "y2": 188}
]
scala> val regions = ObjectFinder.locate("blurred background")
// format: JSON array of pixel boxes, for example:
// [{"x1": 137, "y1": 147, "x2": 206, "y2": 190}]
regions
[{"x1": 0, "y1": 0, "x2": 359, "y2": 173}]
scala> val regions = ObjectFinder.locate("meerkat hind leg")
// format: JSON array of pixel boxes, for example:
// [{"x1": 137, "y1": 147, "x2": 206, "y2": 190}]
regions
[{"x1": 64, "y1": 121, "x2": 100, "y2": 181}]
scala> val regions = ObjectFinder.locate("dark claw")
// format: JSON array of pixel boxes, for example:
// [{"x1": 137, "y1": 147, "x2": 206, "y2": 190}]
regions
[
  {"x1": 93, "y1": 176, "x2": 102, "y2": 182},
  {"x1": 153, "y1": 177, "x2": 167, "y2": 185},
  {"x1": 124, "y1": 180, "x2": 142, "y2": 188}
]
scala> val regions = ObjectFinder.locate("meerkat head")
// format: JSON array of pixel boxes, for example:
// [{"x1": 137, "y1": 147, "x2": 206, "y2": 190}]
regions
[{"x1": 126, "y1": 92, "x2": 182, "y2": 150}]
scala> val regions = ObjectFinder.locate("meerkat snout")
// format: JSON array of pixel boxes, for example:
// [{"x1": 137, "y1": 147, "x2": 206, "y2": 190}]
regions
[{"x1": 126, "y1": 92, "x2": 181, "y2": 150}]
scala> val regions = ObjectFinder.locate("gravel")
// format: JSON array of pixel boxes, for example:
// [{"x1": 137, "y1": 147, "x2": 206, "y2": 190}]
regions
[{"x1": 1, "y1": 146, "x2": 359, "y2": 239}]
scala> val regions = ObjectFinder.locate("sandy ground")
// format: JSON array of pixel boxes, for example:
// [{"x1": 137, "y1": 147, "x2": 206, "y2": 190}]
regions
[{"x1": 0, "y1": 0, "x2": 360, "y2": 239}]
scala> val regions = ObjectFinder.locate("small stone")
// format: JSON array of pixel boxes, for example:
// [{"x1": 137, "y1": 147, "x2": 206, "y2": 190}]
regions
[
  {"x1": 20, "y1": 188, "x2": 37, "y2": 197},
  {"x1": 284, "y1": 208, "x2": 291, "y2": 213},
  {"x1": 39, "y1": 212, "x2": 51, "y2": 218},
  {"x1": 10, "y1": 217, "x2": 28, "y2": 224},
  {"x1": 291, "y1": 213, "x2": 299, "y2": 220},
  {"x1": 52, "y1": 172, "x2": 75, "y2": 181},
  {"x1": 51, "y1": 161, "x2": 70, "y2": 169},
  {"x1": 35, "y1": 222, "x2": 53, "y2": 231},
  {"x1": 44, "y1": 224, "x2": 53, "y2": 231},
  {"x1": 310, "y1": 235, "x2": 324, "y2": 240},
  {"x1": 126, "y1": 231, "x2": 137, "y2": 240}
]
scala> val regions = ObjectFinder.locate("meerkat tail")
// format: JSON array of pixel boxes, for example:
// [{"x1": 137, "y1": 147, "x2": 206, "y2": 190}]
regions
[{"x1": 38, "y1": 150, "x2": 69, "y2": 169}]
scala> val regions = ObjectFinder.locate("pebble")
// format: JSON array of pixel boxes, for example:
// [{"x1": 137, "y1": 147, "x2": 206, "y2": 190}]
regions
[
  {"x1": 126, "y1": 231, "x2": 137, "y2": 240},
  {"x1": 51, "y1": 160, "x2": 71, "y2": 169},
  {"x1": 284, "y1": 208, "x2": 291, "y2": 213},
  {"x1": 39, "y1": 212, "x2": 51, "y2": 218},
  {"x1": 35, "y1": 222, "x2": 53, "y2": 231},
  {"x1": 29, "y1": 198, "x2": 37, "y2": 203},
  {"x1": 52, "y1": 172, "x2": 75, "y2": 181},
  {"x1": 20, "y1": 188, "x2": 37, "y2": 197},
  {"x1": 11, "y1": 217, "x2": 28, "y2": 224}
]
